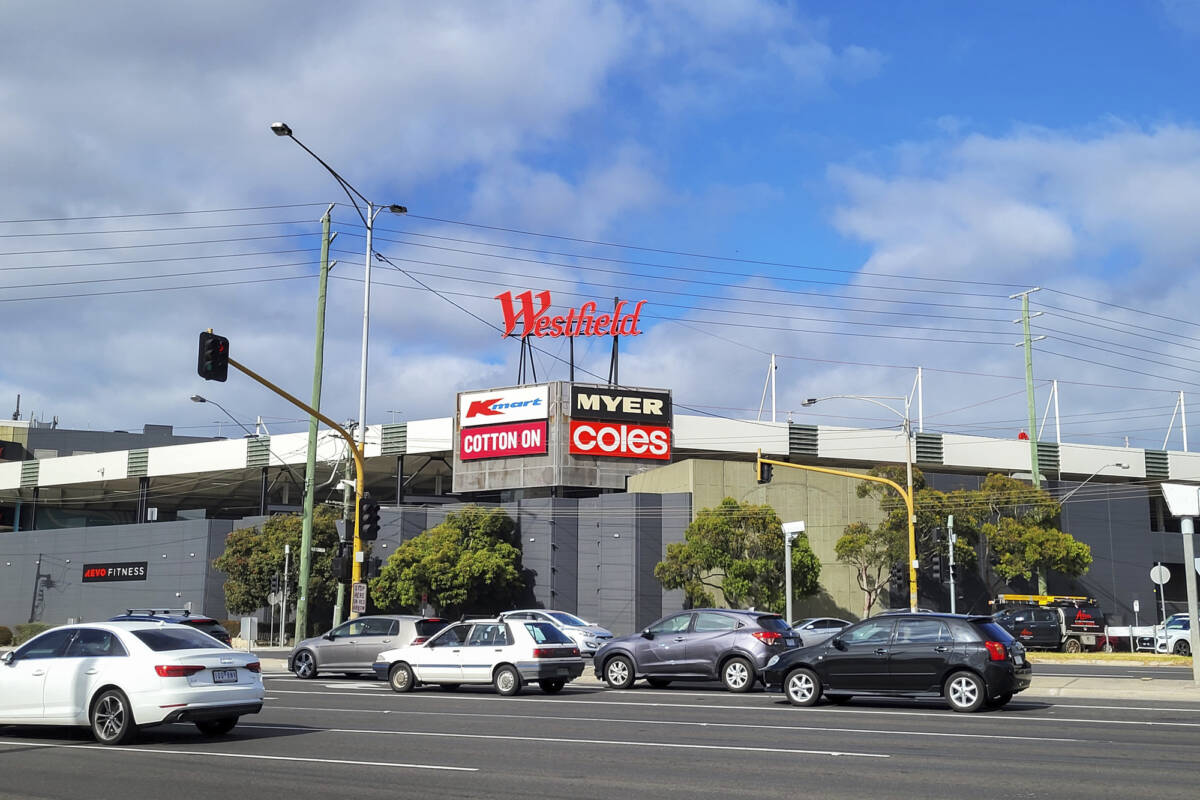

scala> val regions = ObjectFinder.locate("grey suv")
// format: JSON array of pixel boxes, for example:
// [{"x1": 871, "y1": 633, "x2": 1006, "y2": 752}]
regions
[
  {"x1": 288, "y1": 615, "x2": 447, "y2": 679},
  {"x1": 593, "y1": 609, "x2": 798, "y2": 692}
]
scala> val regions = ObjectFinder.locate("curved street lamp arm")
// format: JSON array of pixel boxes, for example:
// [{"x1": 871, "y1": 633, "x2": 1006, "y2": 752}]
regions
[{"x1": 284, "y1": 133, "x2": 371, "y2": 228}]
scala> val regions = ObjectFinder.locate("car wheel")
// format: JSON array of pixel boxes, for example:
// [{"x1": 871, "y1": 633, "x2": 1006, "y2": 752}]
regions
[
  {"x1": 388, "y1": 663, "x2": 415, "y2": 693},
  {"x1": 1101, "y1": 641, "x2": 1115, "y2": 653},
  {"x1": 784, "y1": 667, "x2": 821, "y2": 707},
  {"x1": 826, "y1": 694, "x2": 853, "y2": 705},
  {"x1": 292, "y1": 649, "x2": 317, "y2": 679},
  {"x1": 985, "y1": 692, "x2": 1013, "y2": 709},
  {"x1": 1175, "y1": 640, "x2": 1192, "y2": 657},
  {"x1": 539, "y1": 679, "x2": 566, "y2": 693},
  {"x1": 945, "y1": 671, "x2": 986, "y2": 712},
  {"x1": 646, "y1": 677, "x2": 672, "y2": 689},
  {"x1": 494, "y1": 665, "x2": 522, "y2": 696},
  {"x1": 721, "y1": 656, "x2": 754, "y2": 693},
  {"x1": 91, "y1": 689, "x2": 137, "y2": 745},
  {"x1": 1063, "y1": 638, "x2": 1082, "y2": 654},
  {"x1": 603, "y1": 655, "x2": 636, "y2": 689},
  {"x1": 195, "y1": 716, "x2": 238, "y2": 736}
]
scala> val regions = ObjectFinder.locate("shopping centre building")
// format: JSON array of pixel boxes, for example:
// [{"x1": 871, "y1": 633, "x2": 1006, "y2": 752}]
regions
[{"x1": 1, "y1": 381, "x2": 1196, "y2": 634}]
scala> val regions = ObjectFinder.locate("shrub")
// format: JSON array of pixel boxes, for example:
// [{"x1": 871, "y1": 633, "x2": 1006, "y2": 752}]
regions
[
  {"x1": 14, "y1": 622, "x2": 51, "y2": 645},
  {"x1": 0, "y1": 626, "x2": 12, "y2": 646},
  {"x1": 221, "y1": 619, "x2": 241, "y2": 639}
]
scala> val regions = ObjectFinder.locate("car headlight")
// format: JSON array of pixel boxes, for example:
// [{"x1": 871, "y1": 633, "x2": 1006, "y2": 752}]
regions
[{"x1": 766, "y1": 655, "x2": 780, "y2": 668}]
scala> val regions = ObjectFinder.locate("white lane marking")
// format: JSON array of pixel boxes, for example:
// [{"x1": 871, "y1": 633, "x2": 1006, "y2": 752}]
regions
[
  {"x1": 264, "y1": 704, "x2": 1079, "y2": 743},
  {"x1": 322, "y1": 683, "x2": 385, "y2": 690},
  {"x1": 265, "y1": 689, "x2": 1200, "y2": 728},
  {"x1": 240, "y1": 723, "x2": 889, "y2": 759},
  {"x1": 0, "y1": 740, "x2": 476, "y2": 771}
]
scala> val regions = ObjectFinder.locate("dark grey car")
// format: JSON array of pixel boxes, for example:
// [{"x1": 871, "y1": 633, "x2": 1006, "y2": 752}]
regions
[
  {"x1": 288, "y1": 615, "x2": 447, "y2": 679},
  {"x1": 592, "y1": 609, "x2": 798, "y2": 692}
]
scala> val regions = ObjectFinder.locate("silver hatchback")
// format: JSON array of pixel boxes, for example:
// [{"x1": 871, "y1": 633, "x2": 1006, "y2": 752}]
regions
[{"x1": 288, "y1": 615, "x2": 447, "y2": 679}]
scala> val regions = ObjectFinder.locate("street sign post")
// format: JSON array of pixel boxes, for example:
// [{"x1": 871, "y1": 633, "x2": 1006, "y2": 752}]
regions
[
  {"x1": 351, "y1": 582, "x2": 367, "y2": 615},
  {"x1": 1158, "y1": 483, "x2": 1200, "y2": 685}
]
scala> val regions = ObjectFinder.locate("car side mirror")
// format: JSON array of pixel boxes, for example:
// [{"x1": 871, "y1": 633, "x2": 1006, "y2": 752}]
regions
[
  {"x1": 2, "y1": 651, "x2": 14, "y2": 665},
  {"x1": 832, "y1": 637, "x2": 847, "y2": 651},
  {"x1": 641, "y1": 629, "x2": 654, "y2": 639},
  {"x1": 323, "y1": 633, "x2": 334, "y2": 641}
]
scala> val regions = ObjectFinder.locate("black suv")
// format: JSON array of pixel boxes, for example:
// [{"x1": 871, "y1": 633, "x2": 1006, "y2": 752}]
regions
[
  {"x1": 763, "y1": 613, "x2": 1031, "y2": 712},
  {"x1": 108, "y1": 609, "x2": 232, "y2": 646}
]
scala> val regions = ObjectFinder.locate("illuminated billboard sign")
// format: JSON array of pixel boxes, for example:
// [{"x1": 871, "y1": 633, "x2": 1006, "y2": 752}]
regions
[
  {"x1": 459, "y1": 421, "x2": 549, "y2": 460},
  {"x1": 82, "y1": 562, "x2": 148, "y2": 582},
  {"x1": 569, "y1": 420, "x2": 671, "y2": 460},
  {"x1": 495, "y1": 291, "x2": 646, "y2": 338},
  {"x1": 458, "y1": 384, "x2": 549, "y2": 428},
  {"x1": 570, "y1": 386, "x2": 671, "y2": 425}
]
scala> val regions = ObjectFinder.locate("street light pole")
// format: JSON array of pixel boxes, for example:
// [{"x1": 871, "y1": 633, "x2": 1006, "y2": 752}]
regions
[
  {"x1": 804, "y1": 394, "x2": 918, "y2": 612},
  {"x1": 271, "y1": 122, "x2": 406, "y2": 618},
  {"x1": 1056, "y1": 463, "x2": 1130, "y2": 505},
  {"x1": 782, "y1": 521, "x2": 805, "y2": 624}
]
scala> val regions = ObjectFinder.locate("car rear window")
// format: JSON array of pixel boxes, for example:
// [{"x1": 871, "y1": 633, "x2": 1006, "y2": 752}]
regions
[
  {"x1": 756, "y1": 615, "x2": 792, "y2": 633},
  {"x1": 524, "y1": 622, "x2": 574, "y2": 644},
  {"x1": 416, "y1": 619, "x2": 448, "y2": 638},
  {"x1": 185, "y1": 620, "x2": 229, "y2": 639},
  {"x1": 968, "y1": 620, "x2": 1016, "y2": 643},
  {"x1": 133, "y1": 628, "x2": 224, "y2": 651}
]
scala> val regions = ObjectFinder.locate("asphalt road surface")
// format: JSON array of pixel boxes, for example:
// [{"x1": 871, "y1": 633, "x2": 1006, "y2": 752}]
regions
[
  {"x1": 2, "y1": 675, "x2": 1198, "y2": 800},
  {"x1": 1033, "y1": 662, "x2": 1194, "y2": 680}
]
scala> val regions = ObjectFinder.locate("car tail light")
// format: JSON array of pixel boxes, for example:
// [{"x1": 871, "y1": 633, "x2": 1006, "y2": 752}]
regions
[
  {"x1": 752, "y1": 631, "x2": 783, "y2": 645},
  {"x1": 411, "y1": 637, "x2": 427, "y2": 645},
  {"x1": 245, "y1": 661, "x2": 261, "y2": 673},
  {"x1": 985, "y1": 641, "x2": 1008, "y2": 661},
  {"x1": 155, "y1": 664, "x2": 205, "y2": 677},
  {"x1": 532, "y1": 647, "x2": 577, "y2": 658}
]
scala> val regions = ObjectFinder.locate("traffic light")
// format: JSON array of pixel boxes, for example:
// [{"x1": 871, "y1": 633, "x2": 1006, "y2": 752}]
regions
[
  {"x1": 269, "y1": 573, "x2": 280, "y2": 593},
  {"x1": 949, "y1": 563, "x2": 961, "y2": 583},
  {"x1": 756, "y1": 459, "x2": 773, "y2": 484},
  {"x1": 197, "y1": 331, "x2": 230, "y2": 382},
  {"x1": 358, "y1": 493, "x2": 381, "y2": 541},
  {"x1": 929, "y1": 555, "x2": 943, "y2": 583},
  {"x1": 365, "y1": 556, "x2": 383, "y2": 579},
  {"x1": 330, "y1": 542, "x2": 352, "y2": 583}
]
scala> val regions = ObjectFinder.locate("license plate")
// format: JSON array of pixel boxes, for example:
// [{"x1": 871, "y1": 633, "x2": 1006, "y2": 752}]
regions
[
  {"x1": 785, "y1": 638, "x2": 797, "y2": 647},
  {"x1": 555, "y1": 667, "x2": 569, "y2": 676},
  {"x1": 212, "y1": 669, "x2": 238, "y2": 683},
  {"x1": 1013, "y1": 654, "x2": 1024, "y2": 666}
]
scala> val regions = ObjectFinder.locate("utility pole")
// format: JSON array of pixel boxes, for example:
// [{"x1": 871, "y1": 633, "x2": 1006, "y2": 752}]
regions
[
  {"x1": 281, "y1": 544, "x2": 290, "y2": 647},
  {"x1": 947, "y1": 515, "x2": 956, "y2": 615},
  {"x1": 333, "y1": 449, "x2": 354, "y2": 629},
  {"x1": 782, "y1": 521, "x2": 805, "y2": 624},
  {"x1": 1010, "y1": 288, "x2": 1045, "y2": 488},
  {"x1": 296, "y1": 206, "x2": 335, "y2": 642}
]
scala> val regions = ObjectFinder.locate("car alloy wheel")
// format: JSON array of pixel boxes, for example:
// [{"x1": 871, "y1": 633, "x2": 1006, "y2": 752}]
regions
[
  {"x1": 388, "y1": 662, "x2": 415, "y2": 693},
  {"x1": 945, "y1": 671, "x2": 986, "y2": 712},
  {"x1": 721, "y1": 657, "x2": 753, "y2": 693},
  {"x1": 494, "y1": 665, "x2": 522, "y2": 696},
  {"x1": 1176, "y1": 640, "x2": 1192, "y2": 657},
  {"x1": 785, "y1": 667, "x2": 821, "y2": 707},
  {"x1": 604, "y1": 655, "x2": 635, "y2": 689},
  {"x1": 292, "y1": 649, "x2": 317, "y2": 679},
  {"x1": 91, "y1": 689, "x2": 137, "y2": 745}
]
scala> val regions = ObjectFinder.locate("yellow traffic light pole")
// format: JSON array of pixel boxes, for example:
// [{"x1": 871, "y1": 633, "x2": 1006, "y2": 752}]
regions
[
  {"x1": 757, "y1": 450, "x2": 919, "y2": 612},
  {"x1": 227, "y1": 356, "x2": 369, "y2": 617}
]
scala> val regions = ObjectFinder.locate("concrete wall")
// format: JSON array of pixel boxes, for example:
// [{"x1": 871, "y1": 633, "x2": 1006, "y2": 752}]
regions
[{"x1": 0, "y1": 519, "x2": 235, "y2": 627}]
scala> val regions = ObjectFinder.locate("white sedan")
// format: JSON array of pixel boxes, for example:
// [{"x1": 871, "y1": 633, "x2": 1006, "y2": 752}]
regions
[
  {"x1": 0, "y1": 621, "x2": 263, "y2": 744},
  {"x1": 373, "y1": 618, "x2": 585, "y2": 695}
]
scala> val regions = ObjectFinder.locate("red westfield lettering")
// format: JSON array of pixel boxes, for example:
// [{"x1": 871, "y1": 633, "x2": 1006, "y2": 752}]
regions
[
  {"x1": 496, "y1": 290, "x2": 646, "y2": 339},
  {"x1": 569, "y1": 421, "x2": 671, "y2": 460}
]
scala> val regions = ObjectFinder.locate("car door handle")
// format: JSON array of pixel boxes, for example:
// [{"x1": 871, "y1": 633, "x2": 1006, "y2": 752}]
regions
[
  {"x1": 873, "y1": 648, "x2": 889, "y2": 655},
  {"x1": 32, "y1": 669, "x2": 46, "y2": 676},
  {"x1": 381, "y1": 639, "x2": 391, "y2": 643},
  {"x1": 84, "y1": 668, "x2": 99, "y2": 675},
  {"x1": 673, "y1": 637, "x2": 686, "y2": 642},
  {"x1": 934, "y1": 646, "x2": 950, "y2": 653}
]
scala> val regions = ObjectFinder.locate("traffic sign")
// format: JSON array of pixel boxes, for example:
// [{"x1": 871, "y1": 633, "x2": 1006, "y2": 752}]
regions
[
  {"x1": 267, "y1": 591, "x2": 279, "y2": 605},
  {"x1": 351, "y1": 582, "x2": 367, "y2": 614},
  {"x1": 1150, "y1": 565, "x2": 1171, "y2": 585}
]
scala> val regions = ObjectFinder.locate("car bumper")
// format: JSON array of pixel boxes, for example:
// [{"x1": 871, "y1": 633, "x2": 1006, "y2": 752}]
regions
[
  {"x1": 158, "y1": 701, "x2": 263, "y2": 725},
  {"x1": 983, "y1": 662, "x2": 1032, "y2": 695},
  {"x1": 372, "y1": 661, "x2": 391, "y2": 681},
  {"x1": 516, "y1": 660, "x2": 585, "y2": 682}
]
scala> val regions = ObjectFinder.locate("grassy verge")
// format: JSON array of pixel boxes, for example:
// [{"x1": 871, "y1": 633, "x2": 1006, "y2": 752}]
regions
[{"x1": 1027, "y1": 651, "x2": 1191, "y2": 666}]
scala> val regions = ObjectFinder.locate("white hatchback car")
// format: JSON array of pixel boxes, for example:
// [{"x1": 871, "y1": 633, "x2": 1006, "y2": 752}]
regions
[
  {"x1": 499, "y1": 609, "x2": 614, "y2": 656},
  {"x1": 373, "y1": 618, "x2": 585, "y2": 695},
  {"x1": 0, "y1": 621, "x2": 263, "y2": 744}
]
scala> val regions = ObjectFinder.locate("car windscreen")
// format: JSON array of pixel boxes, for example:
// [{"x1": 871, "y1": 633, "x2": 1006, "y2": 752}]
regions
[
  {"x1": 548, "y1": 611, "x2": 588, "y2": 627},
  {"x1": 756, "y1": 615, "x2": 792, "y2": 633},
  {"x1": 133, "y1": 627, "x2": 224, "y2": 651},
  {"x1": 416, "y1": 619, "x2": 449, "y2": 638},
  {"x1": 968, "y1": 620, "x2": 1016, "y2": 643},
  {"x1": 524, "y1": 622, "x2": 574, "y2": 644}
]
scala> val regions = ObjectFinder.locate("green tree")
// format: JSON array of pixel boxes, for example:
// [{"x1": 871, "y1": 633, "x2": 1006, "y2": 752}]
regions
[
  {"x1": 369, "y1": 506, "x2": 527, "y2": 617},
  {"x1": 834, "y1": 521, "x2": 900, "y2": 618},
  {"x1": 212, "y1": 506, "x2": 341, "y2": 635},
  {"x1": 654, "y1": 497, "x2": 820, "y2": 612}
]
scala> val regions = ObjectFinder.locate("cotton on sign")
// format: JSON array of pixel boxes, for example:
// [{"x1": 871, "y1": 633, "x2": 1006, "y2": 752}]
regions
[
  {"x1": 460, "y1": 421, "x2": 548, "y2": 460},
  {"x1": 569, "y1": 421, "x2": 671, "y2": 460}
]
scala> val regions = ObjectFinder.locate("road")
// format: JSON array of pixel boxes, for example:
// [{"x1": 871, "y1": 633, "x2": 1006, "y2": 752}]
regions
[
  {"x1": 1033, "y1": 662, "x2": 1194, "y2": 680},
  {"x1": 1, "y1": 674, "x2": 1198, "y2": 800}
]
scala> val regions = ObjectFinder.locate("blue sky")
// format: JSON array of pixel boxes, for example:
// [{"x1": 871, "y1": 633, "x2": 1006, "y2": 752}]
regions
[{"x1": 2, "y1": 1, "x2": 1199, "y2": 449}]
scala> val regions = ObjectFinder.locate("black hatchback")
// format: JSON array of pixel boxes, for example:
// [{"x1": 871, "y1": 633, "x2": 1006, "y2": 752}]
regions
[{"x1": 762, "y1": 613, "x2": 1031, "y2": 712}]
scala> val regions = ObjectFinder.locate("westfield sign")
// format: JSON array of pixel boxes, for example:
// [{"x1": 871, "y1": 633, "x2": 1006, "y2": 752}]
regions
[{"x1": 496, "y1": 290, "x2": 647, "y2": 338}]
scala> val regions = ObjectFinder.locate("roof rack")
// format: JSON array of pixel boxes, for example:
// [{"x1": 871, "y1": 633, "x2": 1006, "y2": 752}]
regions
[
  {"x1": 991, "y1": 594, "x2": 1097, "y2": 607},
  {"x1": 124, "y1": 608, "x2": 192, "y2": 617}
]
